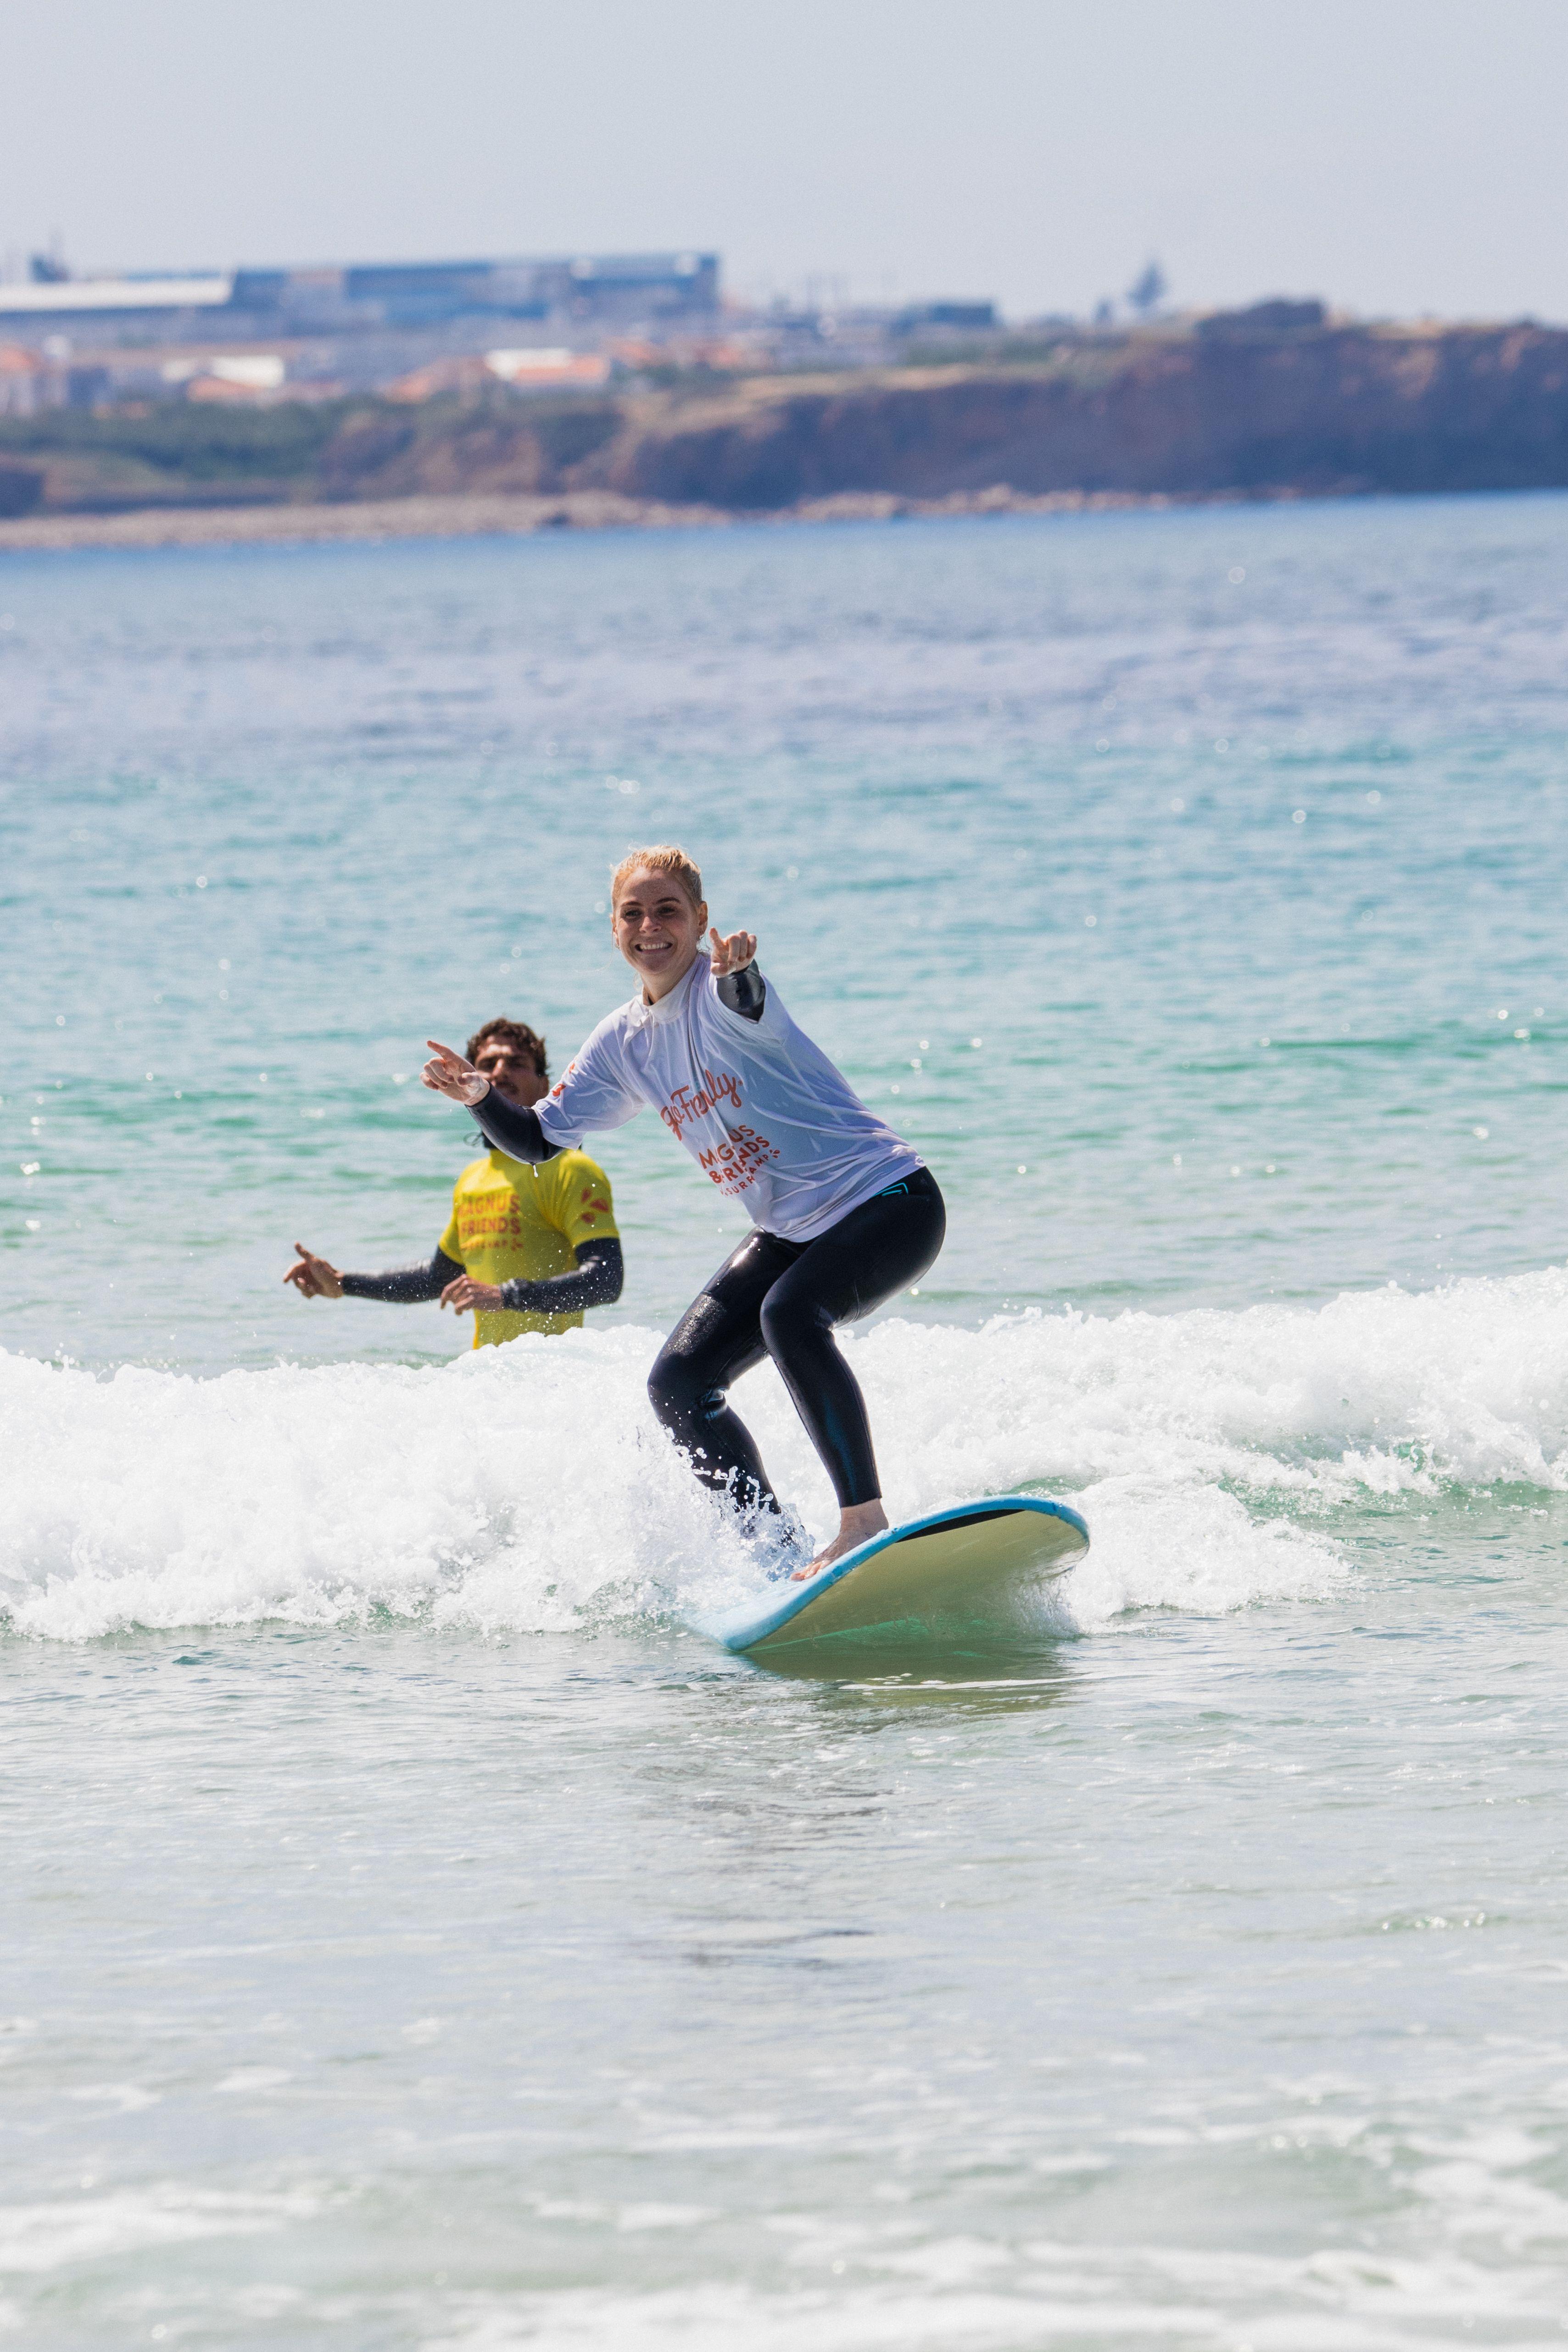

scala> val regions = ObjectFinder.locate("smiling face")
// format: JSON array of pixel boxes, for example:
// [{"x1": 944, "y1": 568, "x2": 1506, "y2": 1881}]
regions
[{"x1": 611, "y1": 866, "x2": 708, "y2": 1002}]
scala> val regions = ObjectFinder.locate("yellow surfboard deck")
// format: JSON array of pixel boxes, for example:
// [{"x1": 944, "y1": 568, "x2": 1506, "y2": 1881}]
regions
[{"x1": 714, "y1": 1496, "x2": 1089, "y2": 1655}]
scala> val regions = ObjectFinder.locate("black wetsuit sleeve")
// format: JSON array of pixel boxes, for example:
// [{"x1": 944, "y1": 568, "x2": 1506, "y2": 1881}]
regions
[
  {"x1": 466, "y1": 1086, "x2": 562, "y2": 1162},
  {"x1": 715, "y1": 961, "x2": 766, "y2": 1021},
  {"x1": 499, "y1": 1236, "x2": 624, "y2": 1316},
  {"x1": 341, "y1": 1246, "x2": 461, "y2": 1303}
]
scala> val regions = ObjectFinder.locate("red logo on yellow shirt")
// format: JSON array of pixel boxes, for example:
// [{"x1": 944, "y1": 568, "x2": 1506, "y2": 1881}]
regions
[{"x1": 458, "y1": 1196, "x2": 525, "y2": 1247}]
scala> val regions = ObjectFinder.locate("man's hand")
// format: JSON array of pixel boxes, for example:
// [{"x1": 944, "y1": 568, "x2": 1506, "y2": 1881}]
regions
[
  {"x1": 422, "y1": 1039, "x2": 490, "y2": 1106},
  {"x1": 709, "y1": 926, "x2": 757, "y2": 978},
  {"x1": 284, "y1": 1244, "x2": 344, "y2": 1300},
  {"x1": 441, "y1": 1273, "x2": 505, "y2": 1316}
]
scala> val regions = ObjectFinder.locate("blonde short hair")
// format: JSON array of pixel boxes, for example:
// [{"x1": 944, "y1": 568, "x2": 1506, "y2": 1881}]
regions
[{"x1": 609, "y1": 844, "x2": 704, "y2": 912}]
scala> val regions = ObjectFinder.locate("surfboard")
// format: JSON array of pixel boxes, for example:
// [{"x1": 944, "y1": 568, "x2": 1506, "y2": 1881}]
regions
[{"x1": 711, "y1": 1495, "x2": 1090, "y2": 1656}]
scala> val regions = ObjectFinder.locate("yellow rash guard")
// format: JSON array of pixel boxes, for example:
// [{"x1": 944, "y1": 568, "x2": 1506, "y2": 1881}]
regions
[{"x1": 438, "y1": 1149, "x2": 619, "y2": 1348}]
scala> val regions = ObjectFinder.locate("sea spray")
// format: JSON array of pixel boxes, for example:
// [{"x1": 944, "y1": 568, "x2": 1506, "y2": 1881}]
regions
[{"x1": 6, "y1": 1267, "x2": 1566, "y2": 1642}]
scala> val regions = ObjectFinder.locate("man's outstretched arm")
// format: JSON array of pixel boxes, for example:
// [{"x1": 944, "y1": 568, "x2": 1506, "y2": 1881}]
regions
[
  {"x1": 439, "y1": 1236, "x2": 624, "y2": 1322},
  {"x1": 285, "y1": 1242, "x2": 461, "y2": 1302},
  {"x1": 341, "y1": 1246, "x2": 463, "y2": 1304},
  {"x1": 498, "y1": 1235, "x2": 624, "y2": 1316}
]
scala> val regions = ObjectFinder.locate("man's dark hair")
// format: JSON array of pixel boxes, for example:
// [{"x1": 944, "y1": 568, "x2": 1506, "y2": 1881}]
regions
[{"x1": 466, "y1": 1017, "x2": 548, "y2": 1079}]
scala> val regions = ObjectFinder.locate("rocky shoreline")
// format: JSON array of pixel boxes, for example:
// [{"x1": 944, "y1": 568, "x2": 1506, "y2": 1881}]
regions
[{"x1": 0, "y1": 481, "x2": 1218, "y2": 554}]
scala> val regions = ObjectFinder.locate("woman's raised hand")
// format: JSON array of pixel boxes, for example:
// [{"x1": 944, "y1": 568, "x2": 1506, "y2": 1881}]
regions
[
  {"x1": 709, "y1": 926, "x2": 758, "y2": 977},
  {"x1": 422, "y1": 1039, "x2": 490, "y2": 1105}
]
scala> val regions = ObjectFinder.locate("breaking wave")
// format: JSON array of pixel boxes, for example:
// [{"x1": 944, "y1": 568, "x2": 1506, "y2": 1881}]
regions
[{"x1": 4, "y1": 1266, "x2": 1567, "y2": 1641}]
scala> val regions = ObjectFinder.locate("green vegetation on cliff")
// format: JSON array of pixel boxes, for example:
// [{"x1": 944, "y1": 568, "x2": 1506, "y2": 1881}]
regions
[{"x1": 0, "y1": 393, "x2": 624, "y2": 515}]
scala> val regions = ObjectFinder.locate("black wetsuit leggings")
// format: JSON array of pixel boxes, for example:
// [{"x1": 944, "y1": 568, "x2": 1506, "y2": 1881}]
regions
[{"x1": 647, "y1": 1167, "x2": 946, "y2": 1514}]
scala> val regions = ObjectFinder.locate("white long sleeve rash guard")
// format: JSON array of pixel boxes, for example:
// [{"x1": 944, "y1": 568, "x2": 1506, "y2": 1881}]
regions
[{"x1": 534, "y1": 956, "x2": 922, "y2": 1244}]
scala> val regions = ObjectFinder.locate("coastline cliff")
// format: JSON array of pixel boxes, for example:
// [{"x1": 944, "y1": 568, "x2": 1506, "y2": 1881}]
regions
[
  {"x1": 4, "y1": 316, "x2": 1568, "y2": 532},
  {"x1": 588, "y1": 323, "x2": 1568, "y2": 505}
]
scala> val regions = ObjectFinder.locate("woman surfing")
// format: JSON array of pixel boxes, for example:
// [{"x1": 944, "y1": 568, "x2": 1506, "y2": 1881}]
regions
[{"x1": 421, "y1": 846, "x2": 945, "y2": 1574}]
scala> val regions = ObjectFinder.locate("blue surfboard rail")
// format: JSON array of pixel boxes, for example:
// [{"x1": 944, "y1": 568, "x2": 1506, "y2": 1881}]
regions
[{"x1": 713, "y1": 1494, "x2": 1090, "y2": 1655}]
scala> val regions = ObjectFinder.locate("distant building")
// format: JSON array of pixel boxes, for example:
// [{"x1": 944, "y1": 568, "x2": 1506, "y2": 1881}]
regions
[
  {"x1": 0, "y1": 343, "x2": 47, "y2": 413},
  {"x1": 0, "y1": 251, "x2": 1020, "y2": 410},
  {"x1": 0, "y1": 343, "x2": 99, "y2": 413},
  {"x1": 893, "y1": 301, "x2": 999, "y2": 335},
  {"x1": 483, "y1": 348, "x2": 613, "y2": 389},
  {"x1": 561, "y1": 253, "x2": 719, "y2": 318},
  {"x1": 0, "y1": 252, "x2": 721, "y2": 348},
  {"x1": 0, "y1": 274, "x2": 233, "y2": 337}
]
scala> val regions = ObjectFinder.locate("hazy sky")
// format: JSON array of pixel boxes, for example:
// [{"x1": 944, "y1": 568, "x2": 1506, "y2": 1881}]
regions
[{"x1": 3, "y1": 0, "x2": 1566, "y2": 322}]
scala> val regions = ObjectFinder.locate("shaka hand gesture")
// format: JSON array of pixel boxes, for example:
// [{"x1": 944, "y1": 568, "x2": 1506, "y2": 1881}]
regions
[{"x1": 709, "y1": 926, "x2": 757, "y2": 978}]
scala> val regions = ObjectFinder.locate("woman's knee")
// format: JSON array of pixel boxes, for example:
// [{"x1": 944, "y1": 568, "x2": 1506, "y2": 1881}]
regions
[
  {"x1": 759, "y1": 1283, "x2": 821, "y2": 1367},
  {"x1": 646, "y1": 1351, "x2": 691, "y2": 1430},
  {"x1": 647, "y1": 1350, "x2": 722, "y2": 1433}
]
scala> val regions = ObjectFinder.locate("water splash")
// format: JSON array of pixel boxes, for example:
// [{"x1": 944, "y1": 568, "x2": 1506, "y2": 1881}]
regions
[{"x1": 4, "y1": 1266, "x2": 1565, "y2": 1642}]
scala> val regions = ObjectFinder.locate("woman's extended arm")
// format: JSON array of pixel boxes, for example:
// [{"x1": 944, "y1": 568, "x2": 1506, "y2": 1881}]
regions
[
  {"x1": 469, "y1": 1086, "x2": 561, "y2": 1162},
  {"x1": 715, "y1": 962, "x2": 764, "y2": 1020},
  {"x1": 709, "y1": 928, "x2": 766, "y2": 1022},
  {"x1": 420, "y1": 1039, "x2": 561, "y2": 1162}
]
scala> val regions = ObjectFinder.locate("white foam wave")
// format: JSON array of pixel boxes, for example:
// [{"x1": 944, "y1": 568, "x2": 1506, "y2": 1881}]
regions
[
  {"x1": 3, "y1": 1267, "x2": 1566, "y2": 1642},
  {"x1": 0, "y1": 2184, "x2": 317, "y2": 2273}
]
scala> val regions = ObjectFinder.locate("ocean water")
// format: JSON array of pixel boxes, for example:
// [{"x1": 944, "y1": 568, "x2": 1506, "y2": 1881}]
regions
[{"x1": 4, "y1": 497, "x2": 1568, "y2": 2347}]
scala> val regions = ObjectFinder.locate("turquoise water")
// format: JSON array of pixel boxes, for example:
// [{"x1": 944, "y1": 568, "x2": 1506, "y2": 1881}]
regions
[{"x1": 4, "y1": 500, "x2": 1568, "y2": 2346}]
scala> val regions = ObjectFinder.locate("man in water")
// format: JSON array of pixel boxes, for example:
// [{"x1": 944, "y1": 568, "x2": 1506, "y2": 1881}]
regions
[{"x1": 285, "y1": 1017, "x2": 623, "y2": 1346}]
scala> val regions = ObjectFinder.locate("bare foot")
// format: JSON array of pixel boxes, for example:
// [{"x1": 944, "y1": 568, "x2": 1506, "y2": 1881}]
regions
[{"x1": 791, "y1": 1499, "x2": 890, "y2": 1580}]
